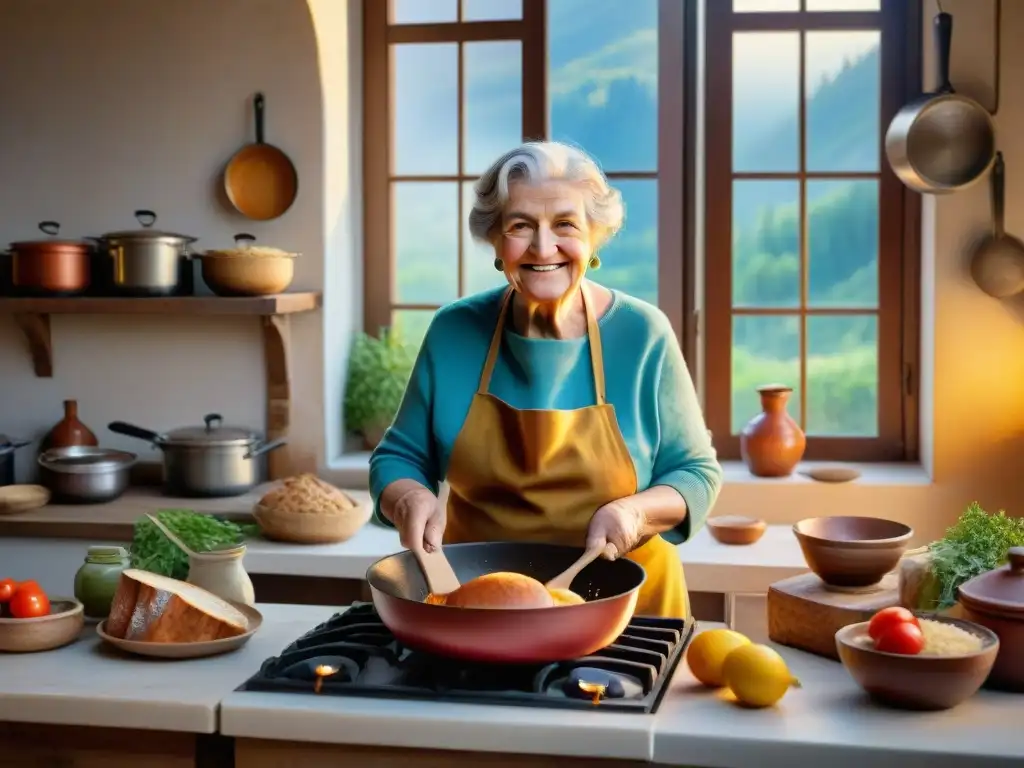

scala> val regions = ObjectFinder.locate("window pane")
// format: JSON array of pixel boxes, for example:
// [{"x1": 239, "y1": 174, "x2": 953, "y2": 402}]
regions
[
  {"x1": 548, "y1": 0, "x2": 657, "y2": 172},
  {"x1": 806, "y1": 31, "x2": 880, "y2": 172},
  {"x1": 734, "y1": 0, "x2": 799, "y2": 10},
  {"x1": 807, "y1": 180, "x2": 878, "y2": 308},
  {"x1": 806, "y1": 0, "x2": 881, "y2": 10},
  {"x1": 392, "y1": 309, "x2": 437, "y2": 349},
  {"x1": 394, "y1": 182, "x2": 459, "y2": 304},
  {"x1": 392, "y1": 0, "x2": 458, "y2": 24},
  {"x1": 588, "y1": 180, "x2": 657, "y2": 304},
  {"x1": 463, "y1": 0, "x2": 522, "y2": 21},
  {"x1": 806, "y1": 315, "x2": 878, "y2": 436},
  {"x1": 464, "y1": 41, "x2": 522, "y2": 175},
  {"x1": 732, "y1": 315, "x2": 801, "y2": 434},
  {"x1": 732, "y1": 180, "x2": 800, "y2": 308},
  {"x1": 733, "y1": 33, "x2": 799, "y2": 173},
  {"x1": 462, "y1": 182, "x2": 508, "y2": 295},
  {"x1": 394, "y1": 44, "x2": 458, "y2": 175}
]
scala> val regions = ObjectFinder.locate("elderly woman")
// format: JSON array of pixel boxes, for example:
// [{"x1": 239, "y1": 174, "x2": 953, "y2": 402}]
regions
[{"x1": 369, "y1": 141, "x2": 722, "y2": 619}]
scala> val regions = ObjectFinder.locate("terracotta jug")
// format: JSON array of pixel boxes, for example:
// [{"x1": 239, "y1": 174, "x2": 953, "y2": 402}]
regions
[
  {"x1": 739, "y1": 385, "x2": 805, "y2": 477},
  {"x1": 41, "y1": 399, "x2": 98, "y2": 451}
]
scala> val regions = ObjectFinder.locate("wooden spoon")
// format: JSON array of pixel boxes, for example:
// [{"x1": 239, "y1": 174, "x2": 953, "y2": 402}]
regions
[
  {"x1": 412, "y1": 545, "x2": 461, "y2": 596},
  {"x1": 546, "y1": 543, "x2": 616, "y2": 591}
]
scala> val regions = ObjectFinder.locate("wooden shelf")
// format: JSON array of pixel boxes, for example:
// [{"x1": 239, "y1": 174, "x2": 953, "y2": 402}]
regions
[{"x1": 0, "y1": 291, "x2": 322, "y2": 482}]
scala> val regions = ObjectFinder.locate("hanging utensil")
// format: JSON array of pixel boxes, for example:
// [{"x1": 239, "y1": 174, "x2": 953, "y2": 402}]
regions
[
  {"x1": 885, "y1": 4, "x2": 999, "y2": 194},
  {"x1": 970, "y1": 152, "x2": 1024, "y2": 298},
  {"x1": 223, "y1": 93, "x2": 299, "y2": 221}
]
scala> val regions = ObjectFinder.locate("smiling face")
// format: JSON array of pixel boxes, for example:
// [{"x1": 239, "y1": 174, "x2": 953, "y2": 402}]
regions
[{"x1": 495, "y1": 180, "x2": 599, "y2": 305}]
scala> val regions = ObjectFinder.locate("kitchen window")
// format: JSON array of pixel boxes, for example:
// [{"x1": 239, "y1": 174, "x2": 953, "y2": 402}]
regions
[{"x1": 361, "y1": 0, "x2": 920, "y2": 463}]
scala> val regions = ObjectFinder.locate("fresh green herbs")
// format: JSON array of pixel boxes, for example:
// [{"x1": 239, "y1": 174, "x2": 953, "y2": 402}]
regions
[
  {"x1": 928, "y1": 501, "x2": 1024, "y2": 609},
  {"x1": 130, "y1": 509, "x2": 260, "y2": 580},
  {"x1": 343, "y1": 327, "x2": 416, "y2": 443}
]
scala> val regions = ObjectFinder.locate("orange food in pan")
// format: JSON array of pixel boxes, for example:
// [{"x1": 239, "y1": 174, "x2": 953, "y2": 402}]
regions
[{"x1": 423, "y1": 572, "x2": 585, "y2": 608}]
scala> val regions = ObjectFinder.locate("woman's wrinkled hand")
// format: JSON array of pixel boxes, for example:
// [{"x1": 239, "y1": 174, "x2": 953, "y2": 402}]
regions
[
  {"x1": 586, "y1": 498, "x2": 647, "y2": 559},
  {"x1": 392, "y1": 487, "x2": 446, "y2": 553}
]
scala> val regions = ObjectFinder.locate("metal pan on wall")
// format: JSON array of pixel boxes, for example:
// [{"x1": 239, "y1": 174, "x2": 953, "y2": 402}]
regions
[
  {"x1": 885, "y1": 5, "x2": 1000, "y2": 195},
  {"x1": 224, "y1": 93, "x2": 299, "y2": 221}
]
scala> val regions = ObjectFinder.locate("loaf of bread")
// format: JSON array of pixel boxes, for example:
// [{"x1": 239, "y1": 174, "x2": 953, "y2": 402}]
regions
[
  {"x1": 105, "y1": 569, "x2": 249, "y2": 643},
  {"x1": 258, "y1": 473, "x2": 358, "y2": 516}
]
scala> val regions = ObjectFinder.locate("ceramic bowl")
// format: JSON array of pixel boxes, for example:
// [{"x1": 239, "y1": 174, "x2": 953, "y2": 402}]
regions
[
  {"x1": 836, "y1": 615, "x2": 999, "y2": 710},
  {"x1": 0, "y1": 597, "x2": 84, "y2": 652},
  {"x1": 793, "y1": 516, "x2": 912, "y2": 587},
  {"x1": 253, "y1": 501, "x2": 371, "y2": 544},
  {"x1": 96, "y1": 602, "x2": 263, "y2": 659},
  {"x1": 706, "y1": 516, "x2": 767, "y2": 545}
]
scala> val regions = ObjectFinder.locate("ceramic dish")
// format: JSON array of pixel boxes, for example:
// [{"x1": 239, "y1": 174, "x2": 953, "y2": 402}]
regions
[
  {"x1": 96, "y1": 601, "x2": 263, "y2": 659},
  {"x1": 253, "y1": 501, "x2": 371, "y2": 544},
  {"x1": 0, "y1": 597, "x2": 84, "y2": 652},
  {"x1": 836, "y1": 615, "x2": 999, "y2": 710},
  {"x1": 706, "y1": 515, "x2": 767, "y2": 545},
  {"x1": 793, "y1": 516, "x2": 912, "y2": 588}
]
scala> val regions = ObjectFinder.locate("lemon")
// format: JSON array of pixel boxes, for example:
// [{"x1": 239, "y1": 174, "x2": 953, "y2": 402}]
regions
[
  {"x1": 686, "y1": 628, "x2": 752, "y2": 687},
  {"x1": 722, "y1": 643, "x2": 801, "y2": 708}
]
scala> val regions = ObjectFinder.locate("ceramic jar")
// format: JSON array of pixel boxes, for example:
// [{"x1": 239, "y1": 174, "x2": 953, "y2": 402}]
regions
[
  {"x1": 739, "y1": 384, "x2": 806, "y2": 477},
  {"x1": 957, "y1": 547, "x2": 1024, "y2": 691},
  {"x1": 186, "y1": 545, "x2": 256, "y2": 606},
  {"x1": 74, "y1": 545, "x2": 129, "y2": 620},
  {"x1": 41, "y1": 399, "x2": 98, "y2": 452}
]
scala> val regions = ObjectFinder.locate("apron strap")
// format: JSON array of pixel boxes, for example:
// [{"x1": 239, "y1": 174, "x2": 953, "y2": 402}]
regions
[
  {"x1": 477, "y1": 284, "x2": 607, "y2": 405},
  {"x1": 478, "y1": 288, "x2": 515, "y2": 394}
]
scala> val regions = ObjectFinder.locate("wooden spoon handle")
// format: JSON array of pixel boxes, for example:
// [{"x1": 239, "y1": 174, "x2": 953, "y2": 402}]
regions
[
  {"x1": 546, "y1": 543, "x2": 616, "y2": 590},
  {"x1": 145, "y1": 513, "x2": 198, "y2": 559},
  {"x1": 412, "y1": 545, "x2": 461, "y2": 596}
]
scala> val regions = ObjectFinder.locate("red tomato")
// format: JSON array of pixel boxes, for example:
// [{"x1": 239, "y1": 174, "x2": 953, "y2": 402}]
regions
[
  {"x1": 0, "y1": 578, "x2": 16, "y2": 603},
  {"x1": 17, "y1": 579, "x2": 42, "y2": 593},
  {"x1": 875, "y1": 621, "x2": 925, "y2": 655},
  {"x1": 868, "y1": 606, "x2": 920, "y2": 642},
  {"x1": 9, "y1": 588, "x2": 50, "y2": 619}
]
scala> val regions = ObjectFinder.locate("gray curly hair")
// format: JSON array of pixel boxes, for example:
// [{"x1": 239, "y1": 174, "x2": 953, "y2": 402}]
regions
[{"x1": 467, "y1": 141, "x2": 624, "y2": 248}]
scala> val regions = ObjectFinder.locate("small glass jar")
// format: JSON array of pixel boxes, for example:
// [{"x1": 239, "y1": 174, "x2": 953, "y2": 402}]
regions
[{"x1": 74, "y1": 545, "x2": 130, "y2": 620}]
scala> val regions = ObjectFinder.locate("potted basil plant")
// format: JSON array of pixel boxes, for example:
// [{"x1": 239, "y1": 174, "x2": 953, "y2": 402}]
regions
[{"x1": 343, "y1": 327, "x2": 416, "y2": 450}]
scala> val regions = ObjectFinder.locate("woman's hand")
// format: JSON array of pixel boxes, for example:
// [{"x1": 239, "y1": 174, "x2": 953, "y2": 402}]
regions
[
  {"x1": 586, "y1": 498, "x2": 647, "y2": 559},
  {"x1": 391, "y1": 486, "x2": 446, "y2": 552}
]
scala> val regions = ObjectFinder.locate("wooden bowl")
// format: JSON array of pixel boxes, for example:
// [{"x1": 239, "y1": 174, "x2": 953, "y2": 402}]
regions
[
  {"x1": 706, "y1": 516, "x2": 767, "y2": 545},
  {"x1": 793, "y1": 516, "x2": 912, "y2": 588},
  {"x1": 200, "y1": 254, "x2": 294, "y2": 296},
  {"x1": 0, "y1": 484, "x2": 50, "y2": 515},
  {"x1": 0, "y1": 597, "x2": 84, "y2": 652},
  {"x1": 253, "y1": 501, "x2": 371, "y2": 544},
  {"x1": 836, "y1": 616, "x2": 999, "y2": 710},
  {"x1": 96, "y1": 602, "x2": 263, "y2": 659}
]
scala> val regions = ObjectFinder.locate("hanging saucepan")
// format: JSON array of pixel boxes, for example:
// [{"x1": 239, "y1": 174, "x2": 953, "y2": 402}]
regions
[
  {"x1": 367, "y1": 542, "x2": 649, "y2": 664},
  {"x1": 108, "y1": 414, "x2": 286, "y2": 498},
  {"x1": 885, "y1": 8, "x2": 999, "y2": 195},
  {"x1": 970, "y1": 152, "x2": 1024, "y2": 298}
]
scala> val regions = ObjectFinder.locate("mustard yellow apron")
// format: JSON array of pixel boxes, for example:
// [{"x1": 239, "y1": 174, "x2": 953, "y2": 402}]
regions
[{"x1": 443, "y1": 286, "x2": 689, "y2": 618}]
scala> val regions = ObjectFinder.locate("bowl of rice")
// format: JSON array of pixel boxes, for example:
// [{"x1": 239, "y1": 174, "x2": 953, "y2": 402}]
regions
[{"x1": 835, "y1": 614, "x2": 999, "y2": 710}]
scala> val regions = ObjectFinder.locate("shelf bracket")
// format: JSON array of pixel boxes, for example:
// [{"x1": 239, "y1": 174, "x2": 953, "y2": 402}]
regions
[
  {"x1": 261, "y1": 314, "x2": 292, "y2": 481},
  {"x1": 14, "y1": 312, "x2": 53, "y2": 378}
]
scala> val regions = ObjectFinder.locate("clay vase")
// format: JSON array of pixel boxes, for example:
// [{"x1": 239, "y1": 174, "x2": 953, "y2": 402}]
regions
[
  {"x1": 739, "y1": 385, "x2": 805, "y2": 478},
  {"x1": 41, "y1": 399, "x2": 98, "y2": 452}
]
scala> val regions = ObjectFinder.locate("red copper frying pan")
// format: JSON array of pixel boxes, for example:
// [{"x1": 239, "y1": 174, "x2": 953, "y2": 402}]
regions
[
  {"x1": 366, "y1": 542, "x2": 646, "y2": 664},
  {"x1": 224, "y1": 93, "x2": 298, "y2": 221}
]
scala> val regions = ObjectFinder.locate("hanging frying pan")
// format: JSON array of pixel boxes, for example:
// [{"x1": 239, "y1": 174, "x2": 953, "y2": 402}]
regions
[
  {"x1": 223, "y1": 93, "x2": 299, "y2": 221},
  {"x1": 885, "y1": 6, "x2": 999, "y2": 195},
  {"x1": 366, "y1": 542, "x2": 647, "y2": 664},
  {"x1": 970, "y1": 152, "x2": 1024, "y2": 298}
]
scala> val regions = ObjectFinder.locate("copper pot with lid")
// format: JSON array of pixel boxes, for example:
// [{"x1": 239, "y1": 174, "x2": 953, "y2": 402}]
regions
[
  {"x1": 8, "y1": 221, "x2": 93, "y2": 295},
  {"x1": 957, "y1": 547, "x2": 1024, "y2": 691}
]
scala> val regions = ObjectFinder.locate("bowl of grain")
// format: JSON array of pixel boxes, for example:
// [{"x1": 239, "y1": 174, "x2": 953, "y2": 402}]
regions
[
  {"x1": 836, "y1": 614, "x2": 999, "y2": 710},
  {"x1": 253, "y1": 473, "x2": 370, "y2": 544}
]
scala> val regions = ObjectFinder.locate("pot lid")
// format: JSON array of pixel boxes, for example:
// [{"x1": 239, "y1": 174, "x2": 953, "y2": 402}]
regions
[
  {"x1": 101, "y1": 209, "x2": 197, "y2": 244},
  {"x1": 10, "y1": 220, "x2": 92, "y2": 249},
  {"x1": 163, "y1": 414, "x2": 258, "y2": 446},
  {"x1": 958, "y1": 547, "x2": 1024, "y2": 620}
]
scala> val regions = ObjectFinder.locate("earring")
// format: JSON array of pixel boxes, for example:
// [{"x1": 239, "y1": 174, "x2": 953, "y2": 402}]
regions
[
  {"x1": 493, "y1": 258, "x2": 504, "y2": 272},
  {"x1": 589, "y1": 255, "x2": 601, "y2": 270}
]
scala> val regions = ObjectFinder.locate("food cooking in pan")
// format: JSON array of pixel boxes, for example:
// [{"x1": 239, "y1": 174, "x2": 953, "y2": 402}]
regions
[{"x1": 424, "y1": 571, "x2": 585, "y2": 608}]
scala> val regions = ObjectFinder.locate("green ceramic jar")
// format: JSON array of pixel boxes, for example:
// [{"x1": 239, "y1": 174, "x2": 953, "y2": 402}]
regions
[{"x1": 74, "y1": 545, "x2": 130, "y2": 620}]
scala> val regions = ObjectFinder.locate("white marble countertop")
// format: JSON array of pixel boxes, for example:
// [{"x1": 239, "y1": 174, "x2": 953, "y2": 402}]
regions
[{"x1": 0, "y1": 603, "x2": 337, "y2": 734}]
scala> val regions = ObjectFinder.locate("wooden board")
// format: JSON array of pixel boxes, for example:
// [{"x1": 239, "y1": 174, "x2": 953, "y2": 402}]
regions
[{"x1": 767, "y1": 571, "x2": 899, "y2": 660}]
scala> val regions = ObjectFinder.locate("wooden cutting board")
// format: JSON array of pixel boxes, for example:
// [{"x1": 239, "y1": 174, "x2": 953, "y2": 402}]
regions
[{"x1": 767, "y1": 571, "x2": 899, "y2": 660}]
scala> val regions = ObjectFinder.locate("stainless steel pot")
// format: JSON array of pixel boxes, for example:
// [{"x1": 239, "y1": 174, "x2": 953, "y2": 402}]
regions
[
  {"x1": 38, "y1": 446, "x2": 136, "y2": 504},
  {"x1": 100, "y1": 210, "x2": 197, "y2": 295},
  {"x1": 108, "y1": 414, "x2": 286, "y2": 498},
  {"x1": 0, "y1": 436, "x2": 31, "y2": 487}
]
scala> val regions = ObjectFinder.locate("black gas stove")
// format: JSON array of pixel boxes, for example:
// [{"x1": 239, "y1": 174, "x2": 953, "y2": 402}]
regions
[{"x1": 237, "y1": 602, "x2": 695, "y2": 713}]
